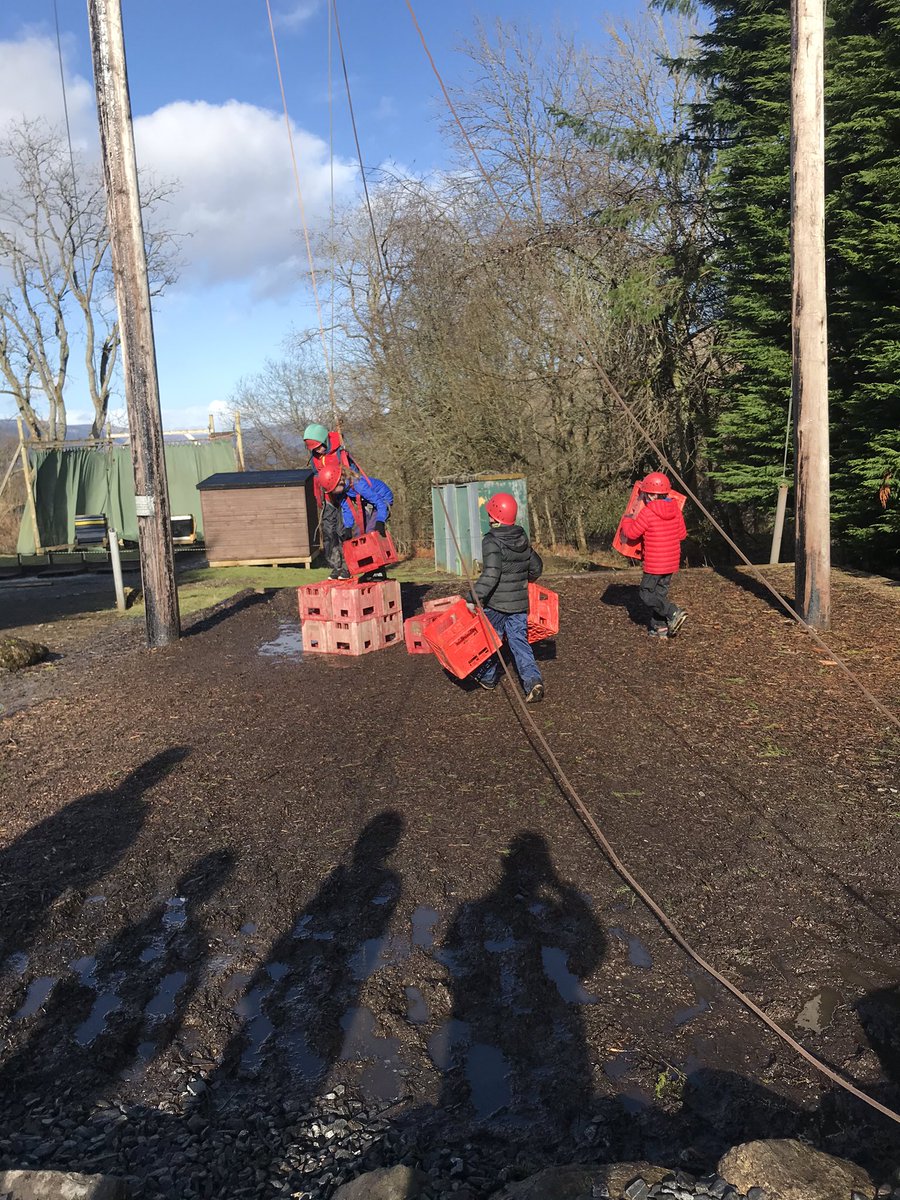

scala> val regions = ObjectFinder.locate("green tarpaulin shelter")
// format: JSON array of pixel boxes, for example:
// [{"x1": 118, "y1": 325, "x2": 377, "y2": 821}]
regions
[{"x1": 16, "y1": 441, "x2": 237, "y2": 554}]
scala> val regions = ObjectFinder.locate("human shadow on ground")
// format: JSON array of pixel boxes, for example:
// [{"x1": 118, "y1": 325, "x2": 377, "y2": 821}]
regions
[
  {"x1": 0, "y1": 747, "x2": 188, "y2": 964},
  {"x1": 0, "y1": 848, "x2": 235, "y2": 1103},
  {"x1": 713, "y1": 565, "x2": 798, "y2": 619},
  {"x1": 182, "y1": 590, "x2": 270, "y2": 638},
  {"x1": 409, "y1": 832, "x2": 606, "y2": 1163},
  {"x1": 600, "y1": 581, "x2": 650, "y2": 630}
]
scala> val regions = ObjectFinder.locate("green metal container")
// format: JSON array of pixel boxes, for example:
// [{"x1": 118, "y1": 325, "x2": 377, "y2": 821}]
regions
[{"x1": 432, "y1": 474, "x2": 530, "y2": 576}]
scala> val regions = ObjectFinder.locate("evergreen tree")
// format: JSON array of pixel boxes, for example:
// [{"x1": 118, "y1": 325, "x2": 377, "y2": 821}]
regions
[{"x1": 689, "y1": 0, "x2": 900, "y2": 559}]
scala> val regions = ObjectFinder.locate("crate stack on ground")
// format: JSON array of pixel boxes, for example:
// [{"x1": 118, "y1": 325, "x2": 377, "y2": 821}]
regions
[{"x1": 297, "y1": 530, "x2": 402, "y2": 656}]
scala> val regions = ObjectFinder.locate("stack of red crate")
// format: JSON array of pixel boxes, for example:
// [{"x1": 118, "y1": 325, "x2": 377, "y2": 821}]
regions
[{"x1": 297, "y1": 578, "x2": 402, "y2": 655}]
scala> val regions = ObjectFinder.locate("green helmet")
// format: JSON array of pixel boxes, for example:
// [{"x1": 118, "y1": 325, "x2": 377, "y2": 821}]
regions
[{"x1": 303, "y1": 422, "x2": 329, "y2": 448}]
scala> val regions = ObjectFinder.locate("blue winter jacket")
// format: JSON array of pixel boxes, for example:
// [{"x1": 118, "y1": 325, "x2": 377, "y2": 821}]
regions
[{"x1": 341, "y1": 477, "x2": 394, "y2": 528}]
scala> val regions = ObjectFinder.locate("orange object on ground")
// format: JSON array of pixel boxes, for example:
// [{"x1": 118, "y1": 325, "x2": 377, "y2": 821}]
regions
[
  {"x1": 297, "y1": 579, "x2": 339, "y2": 621},
  {"x1": 380, "y1": 611, "x2": 403, "y2": 648},
  {"x1": 342, "y1": 531, "x2": 400, "y2": 576},
  {"x1": 301, "y1": 619, "x2": 333, "y2": 653},
  {"x1": 612, "y1": 482, "x2": 687, "y2": 561},
  {"x1": 330, "y1": 617, "x2": 382, "y2": 655},
  {"x1": 404, "y1": 613, "x2": 440, "y2": 654},
  {"x1": 527, "y1": 583, "x2": 559, "y2": 644},
  {"x1": 423, "y1": 599, "x2": 502, "y2": 679},
  {"x1": 330, "y1": 580, "x2": 382, "y2": 623}
]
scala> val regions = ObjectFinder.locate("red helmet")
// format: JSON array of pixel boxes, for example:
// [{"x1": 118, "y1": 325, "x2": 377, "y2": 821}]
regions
[
  {"x1": 485, "y1": 492, "x2": 517, "y2": 525},
  {"x1": 640, "y1": 471, "x2": 671, "y2": 494},
  {"x1": 316, "y1": 461, "x2": 343, "y2": 493}
]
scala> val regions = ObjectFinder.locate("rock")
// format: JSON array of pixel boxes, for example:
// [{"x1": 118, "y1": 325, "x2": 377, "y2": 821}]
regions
[
  {"x1": 0, "y1": 637, "x2": 49, "y2": 671},
  {"x1": 717, "y1": 1140, "x2": 874, "y2": 1200},
  {"x1": 0, "y1": 1171, "x2": 128, "y2": 1199},
  {"x1": 493, "y1": 1164, "x2": 674, "y2": 1200},
  {"x1": 332, "y1": 1165, "x2": 428, "y2": 1200}
]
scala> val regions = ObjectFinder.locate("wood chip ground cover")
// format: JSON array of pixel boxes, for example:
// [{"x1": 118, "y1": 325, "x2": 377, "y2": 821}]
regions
[{"x1": 0, "y1": 567, "x2": 897, "y2": 1195}]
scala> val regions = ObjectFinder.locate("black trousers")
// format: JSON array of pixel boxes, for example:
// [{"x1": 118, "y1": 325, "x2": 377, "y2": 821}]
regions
[
  {"x1": 639, "y1": 573, "x2": 676, "y2": 629},
  {"x1": 322, "y1": 500, "x2": 344, "y2": 573}
]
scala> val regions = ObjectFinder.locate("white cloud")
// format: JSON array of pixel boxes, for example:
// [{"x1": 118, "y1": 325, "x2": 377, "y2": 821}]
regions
[
  {"x1": 134, "y1": 99, "x2": 356, "y2": 292},
  {"x1": 0, "y1": 35, "x2": 358, "y2": 295},
  {"x1": 275, "y1": 2, "x2": 320, "y2": 32}
]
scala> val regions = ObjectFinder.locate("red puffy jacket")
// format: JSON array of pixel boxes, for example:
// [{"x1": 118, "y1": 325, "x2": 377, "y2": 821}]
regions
[{"x1": 620, "y1": 498, "x2": 687, "y2": 575}]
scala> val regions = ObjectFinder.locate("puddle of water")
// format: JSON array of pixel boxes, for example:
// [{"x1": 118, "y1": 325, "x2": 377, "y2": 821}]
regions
[
  {"x1": 240, "y1": 922, "x2": 258, "y2": 936},
  {"x1": 405, "y1": 986, "x2": 430, "y2": 1025},
  {"x1": 258, "y1": 623, "x2": 304, "y2": 661},
  {"x1": 140, "y1": 942, "x2": 164, "y2": 964},
  {"x1": 70, "y1": 956, "x2": 97, "y2": 986},
  {"x1": 85, "y1": 895, "x2": 107, "y2": 906},
  {"x1": 5, "y1": 952, "x2": 29, "y2": 978},
  {"x1": 371, "y1": 884, "x2": 398, "y2": 907},
  {"x1": 236, "y1": 984, "x2": 274, "y2": 1072},
  {"x1": 611, "y1": 927, "x2": 653, "y2": 970},
  {"x1": 541, "y1": 946, "x2": 598, "y2": 1004},
  {"x1": 266, "y1": 962, "x2": 290, "y2": 982},
  {"x1": 292, "y1": 915, "x2": 335, "y2": 941},
  {"x1": 795, "y1": 987, "x2": 842, "y2": 1034},
  {"x1": 206, "y1": 953, "x2": 235, "y2": 976},
  {"x1": 673, "y1": 997, "x2": 712, "y2": 1028},
  {"x1": 144, "y1": 971, "x2": 188, "y2": 1021},
  {"x1": 283, "y1": 1027, "x2": 325, "y2": 1081},
  {"x1": 485, "y1": 936, "x2": 516, "y2": 953},
  {"x1": 427, "y1": 1018, "x2": 470, "y2": 1071},
  {"x1": 466, "y1": 1043, "x2": 511, "y2": 1119},
  {"x1": 13, "y1": 976, "x2": 57, "y2": 1020},
  {"x1": 163, "y1": 897, "x2": 187, "y2": 932},
  {"x1": 411, "y1": 906, "x2": 439, "y2": 949},
  {"x1": 361, "y1": 1059, "x2": 405, "y2": 1105},
  {"x1": 75, "y1": 992, "x2": 120, "y2": 1046},
  {"x1": 349, "y1": 933, "x2": 409, "y2": 981},
  {"x1": 339, "y1": 1006, "x2": 406, "y2": 1105}
]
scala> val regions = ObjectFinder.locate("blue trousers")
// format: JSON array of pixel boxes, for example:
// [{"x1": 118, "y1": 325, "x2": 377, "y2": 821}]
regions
[{"x1": 474, "y1": 609, "x2": 542, "y2": 691}]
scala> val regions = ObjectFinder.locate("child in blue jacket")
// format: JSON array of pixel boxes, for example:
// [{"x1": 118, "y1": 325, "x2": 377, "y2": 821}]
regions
[{"x1": 340, "y1": 473, "x2": 393, "y2": 537}]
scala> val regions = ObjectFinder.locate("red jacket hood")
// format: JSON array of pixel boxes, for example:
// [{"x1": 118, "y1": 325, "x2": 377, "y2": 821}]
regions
[{"x1": 645, "y1": 498, "x2": 681, "y2": 520}]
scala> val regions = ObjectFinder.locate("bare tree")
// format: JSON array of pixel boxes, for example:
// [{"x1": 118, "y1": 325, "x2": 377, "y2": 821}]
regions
[{"x1": 0, "y1": 120, "x2": 179, "y2": 441}]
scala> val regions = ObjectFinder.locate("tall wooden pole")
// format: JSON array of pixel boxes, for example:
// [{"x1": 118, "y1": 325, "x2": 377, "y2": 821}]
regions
[
  {"x1": 86, "y1": 0, "x2": 180, "y2": 645},
  {"x1": 791, "y1": 0, "x2": 830, "y2": 629}
]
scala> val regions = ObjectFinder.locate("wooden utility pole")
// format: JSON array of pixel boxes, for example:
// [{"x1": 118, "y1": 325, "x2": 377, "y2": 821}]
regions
[
  {"x1": 86, "y1": 0, "x2": 180, "y2": 645},
  {"x1": 791, "y1": 0, "x2": 830, "y2": 629}
]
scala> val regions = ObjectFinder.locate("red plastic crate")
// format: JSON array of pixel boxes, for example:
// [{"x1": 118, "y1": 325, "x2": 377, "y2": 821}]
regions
[
  {"x1": 378, "y1": 579, "x2": 402, "y2": 616},
  {"x1": 612, "y1": 483, "x2": 687, "y2": 561},
  {"x1": 404, "y1": 613, "x2": 440, "y2": 654},
  {"x1": 422, "y1": 599, "x2": 502, "y2": 679},
  {"x1": 298, "y1": 580, "x2": 338, "y2": 621},
  {"x1": 380, "y1": 610, "x2": 403, "y2": 648},
  {"x1": 527, "y1": 583, "x2": 559, "y2": 644},
  {"x1": 301, "y1": 619, "x2": 333, "y2": 654},
  {"x1": 330, "y1": 580, "x2": 381, "y2": 623},
  {"x1": 342, "y1": 531, "x2": 400, "y2": 576},
  {"x1": 331, "y1": 617, "x2": 382, "y2": 655},
  {"x1": 423, "y1": 594, "x2": 464, "y2": 613}
]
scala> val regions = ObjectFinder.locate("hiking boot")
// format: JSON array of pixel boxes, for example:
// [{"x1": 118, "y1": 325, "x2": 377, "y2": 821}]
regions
[
  {"x1": 648, "y1": 626, "x2": 669, "y2": 640},
  {"x1": 477, "y1": 678, "x2": 498, "y2": 691},
  {"x1": 667, "y1": 608, "x2": 688, "y2": 637},
  {"x1": 525, "y1": 681, "x2": 545, "y2": 704}
]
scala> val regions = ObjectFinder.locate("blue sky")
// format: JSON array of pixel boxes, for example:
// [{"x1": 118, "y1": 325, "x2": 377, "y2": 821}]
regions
[{"x1": 0, "y1": 0, "x2": 634, "y2": 430}]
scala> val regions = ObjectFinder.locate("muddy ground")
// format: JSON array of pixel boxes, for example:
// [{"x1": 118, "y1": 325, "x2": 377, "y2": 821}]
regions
[{"x1": 0, "y1": 565, "x2": 898, "y2": 1197}]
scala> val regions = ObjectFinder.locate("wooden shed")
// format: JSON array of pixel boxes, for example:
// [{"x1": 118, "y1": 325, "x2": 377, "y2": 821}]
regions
[{"x1": 197, "y1": 470, "x2": 318, "y2": 568}]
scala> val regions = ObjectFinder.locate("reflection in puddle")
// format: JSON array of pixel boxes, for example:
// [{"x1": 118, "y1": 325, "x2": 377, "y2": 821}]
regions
[
  {"x1": 427, "y1": 1018, "x2": 470, "y2": 1071},
  {"x1": 340, "y1": 1006, "x2": 405, "y2": 1104},
  {"x1": 292, "y1": 915, "x2": 335, "y2": 941},
  {"x1": 13, "y1": 976, "x2": 57, "y2": 1020},
  {"x1": 411, "y1": 906, "x2": 439, "y2": 949},
  {"x1": 163, "y1": 896, "x2": 187, "y2": 932},
  {"x1": 237, "y1": 984, "x2": 274, "y2": 1072},
  {"x1": 405, "y1": 986, "x2": 430, "y2": 1025},
  {"x1": 75, "y1": 992, "x2": 120, "y2": 1046},
  {"x1": 611, "y1": 927, "x2": 653, "y2": 970},
  {"x1": 350, "y1": 933, "x2": 409, "y2": 981},
  {"x1": 144, "y1": 971, "x2": 187, "y2": 1021},
  {"x1": 796, "y1": 987, "x2": 842, "y2": 1034},
  {"x1": 258, "y1": 623, "x2": 304, "y2": 661},
  {"x1": 466, "y1": 1043, "x2": 511, "y2": 1119},
  {"x1": 541, "y1": 947, "x2": 598, "y2": 1004}
]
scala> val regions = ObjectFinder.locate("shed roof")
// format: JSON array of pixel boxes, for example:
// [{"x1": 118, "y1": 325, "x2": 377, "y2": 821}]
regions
[{"x1": 197, "y1": 469, "x2": 313, "y2": 491}]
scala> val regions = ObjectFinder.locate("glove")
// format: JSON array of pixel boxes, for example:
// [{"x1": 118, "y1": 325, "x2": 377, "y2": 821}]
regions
[
  {"x1": 340, "y1": 527, "x2": 355, "y2": 542},
  {"x1": 375, "y1": 521, "x2": 386, "y2": 536}
]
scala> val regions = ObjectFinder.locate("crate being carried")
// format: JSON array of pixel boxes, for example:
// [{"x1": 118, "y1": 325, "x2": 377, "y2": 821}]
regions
[
  {"x1": 527, "y1": 582, "x2": 559, "y2": 644},
  {"x1": 342, "y1": 530, "x2": 400, "y2": 577},
  {"x1": 422, "y1": 599, "x2": 502, "y2": 679}
]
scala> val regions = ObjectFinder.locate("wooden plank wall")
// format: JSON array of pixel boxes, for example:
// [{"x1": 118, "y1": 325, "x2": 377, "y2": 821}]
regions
[{"x1": 200, "y1": 481, "x2": 318, "y2": 562}]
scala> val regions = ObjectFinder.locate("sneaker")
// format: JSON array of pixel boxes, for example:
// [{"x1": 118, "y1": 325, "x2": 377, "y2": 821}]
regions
[
  {"x1": 667, "y1": 608, "x2": 688, "y2": 637},
  {"x1": 525, "y1": 681, "x2": 545, "y2": 704},
  {"x1": 335, "y1": 569, "x2": 350, "y2": 581},
  {"x1": 477, "y1": 678, "x2": 498, "y2": 691},
  {"x1": 648, "y1": 626, "x2": 669, "y2": 640},
  {"x1": 328, "y1": 569, "x2": 341, "y2": 580}
]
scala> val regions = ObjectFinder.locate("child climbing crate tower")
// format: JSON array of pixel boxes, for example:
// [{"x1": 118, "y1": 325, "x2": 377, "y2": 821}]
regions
[{"x1": 297, "y1": 532, "x2": 402, "y2": 656}]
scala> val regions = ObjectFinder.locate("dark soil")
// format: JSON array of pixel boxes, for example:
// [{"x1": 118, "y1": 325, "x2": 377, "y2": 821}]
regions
[{"x1": 0, "y1": 566, "x2": 898, "y2": 1198}]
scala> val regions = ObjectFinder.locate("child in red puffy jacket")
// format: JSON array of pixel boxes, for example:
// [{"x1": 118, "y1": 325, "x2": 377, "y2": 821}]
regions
[{"x1": 620, "y1": 471, "x2": 688, "y2": 639}]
